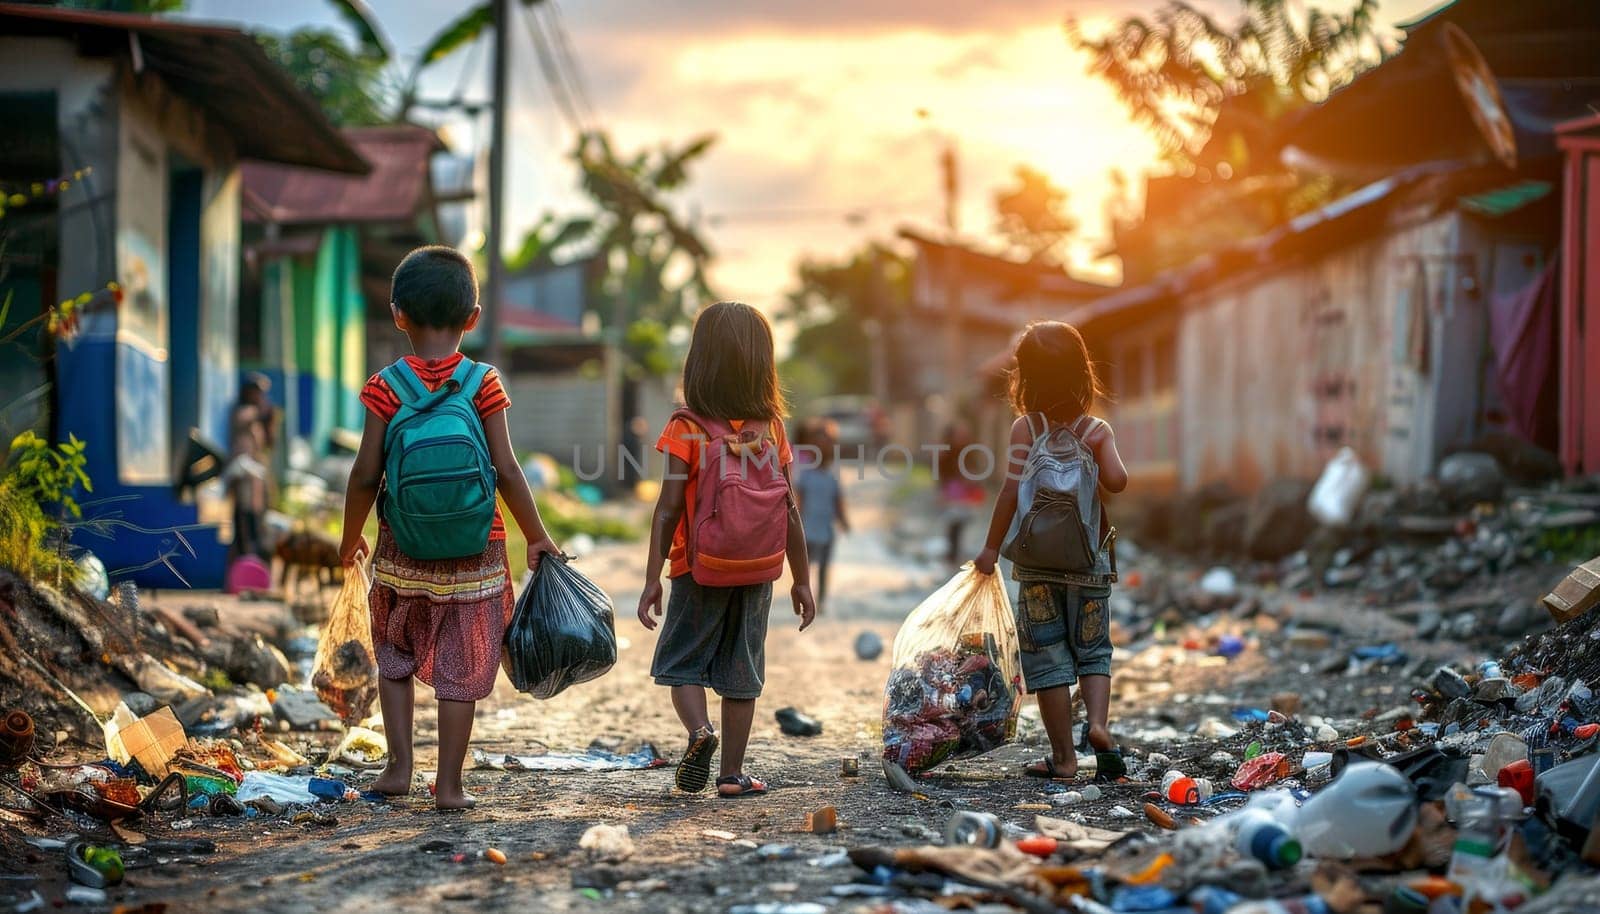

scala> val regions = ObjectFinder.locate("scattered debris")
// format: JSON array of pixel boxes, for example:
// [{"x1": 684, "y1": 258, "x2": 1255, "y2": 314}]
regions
[
  {"x1": 775, "y1": 707, "x2": 823, "y2": 738},
  {"x1": 579, "y1": 824, "x2": 634, "y2": 862},
  {"x1": 804, "y1": 806, "x2": 838, "y2": 835}
]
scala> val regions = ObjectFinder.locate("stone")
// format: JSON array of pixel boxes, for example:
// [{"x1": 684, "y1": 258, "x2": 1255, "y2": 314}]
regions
[
  {"x1": 1415, "y1": 609, "x2": 1443, "y2": 640},
  {"x1": 853, "y1": 631, "x2": 884, "y2": 661},
  {"x1": 1271, "y1": 692, "x2": 1302, "y2": 717},
  {"x1": 1244, "y1": 479, "x2": 1316, "y2": 561},
  {"x1": 227, "y1": 635, "x2": 293, "y2": 690},
  {"x1": 1438, "y1": 453, "x2": 1505, "y2": 508},
  {"x1": 805, "y1": 806, "x2": 837, "y2": 835},
  {"x1": 1430, "y1": 667, "x2": 1472, "y2": 701},
  {"x1": 272, "y1": 689, "x2": 337, "y2": 730},
  {"x1": 1496, "y1": 603, "x2": 1537, "y2": 638}
]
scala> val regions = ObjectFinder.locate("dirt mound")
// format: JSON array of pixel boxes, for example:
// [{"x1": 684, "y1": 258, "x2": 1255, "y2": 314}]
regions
[{"x1": 0, "y1": 569, "x2": 206, "y2": 748}]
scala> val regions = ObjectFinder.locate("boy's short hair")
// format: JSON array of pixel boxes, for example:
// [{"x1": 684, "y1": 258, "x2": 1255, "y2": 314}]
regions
[{"x1": 391, "y1": 245, "x2": 478, "y2": 329}]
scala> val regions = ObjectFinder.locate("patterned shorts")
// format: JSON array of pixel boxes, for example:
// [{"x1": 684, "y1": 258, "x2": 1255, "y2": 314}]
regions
[{"x1": 1014, "y1": 582, "x2": 1113, "y2": 691}]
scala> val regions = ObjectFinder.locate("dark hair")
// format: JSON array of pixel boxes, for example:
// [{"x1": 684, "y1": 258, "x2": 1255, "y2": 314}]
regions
[
  {"x1": 391, "y1": 245, "x2": 478, "y2": 329},
  {"x1": 682, "y1": 301, "x2": 787, "y2": 421},
  {"x1": 798, "y1": 417, "x2": 838, "y2": 466},
  {"x1": 1007, "y1": 320, "x2": 1103, "y2": 420}
]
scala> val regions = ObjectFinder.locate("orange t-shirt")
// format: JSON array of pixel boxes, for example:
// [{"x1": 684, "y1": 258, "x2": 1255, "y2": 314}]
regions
[
  {"x1": 360, "y1": 352, "x2": 511, "y2": 541},
  {"x1": 656, "y1": 415, "x2": 793, "y2": 579}
]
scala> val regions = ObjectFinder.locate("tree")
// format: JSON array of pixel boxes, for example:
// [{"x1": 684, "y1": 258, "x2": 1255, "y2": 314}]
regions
[
  {"x1": 1070, "y1": 0, "x2": 1386, "y2": 165},
  {"x1": 782, "y1": 242, "x2": 909, "y2": 398},
  {"x1": 256, "y1": 30, "x2": 392, "y2": 127},
  {"x1": 994, "y1": 165, "x2": 1076, "y2": 264},
  {"x1": 570, "y1": 131, "x2": 717, "y2": 378}
]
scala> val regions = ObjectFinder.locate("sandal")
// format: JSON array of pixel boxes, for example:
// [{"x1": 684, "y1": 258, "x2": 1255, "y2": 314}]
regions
[
  {"x1": 676, "y1": 727, "x2": 719, "y2": 793},
  {"x1": 715, "y1": 773, "x2": 768, "y2": 798},
  {"x1": 1093, "y1": 749, "x2": 1127, "y2": 783},
  {"x1": 1025, "y1": 758, "x2": 1078, "y2": 781}
]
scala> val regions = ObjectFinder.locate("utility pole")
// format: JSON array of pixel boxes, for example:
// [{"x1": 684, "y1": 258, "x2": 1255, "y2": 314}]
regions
[
  {"x1": 483, "y1": 0, "x2": 510, "y2": 367},
  {"x1": 940, "y1": 139, "x2": 964, "y2": 415}
]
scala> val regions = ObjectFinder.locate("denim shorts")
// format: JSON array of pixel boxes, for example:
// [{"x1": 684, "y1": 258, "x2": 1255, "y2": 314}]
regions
[
  {"x1": 650, "y1": 576, "x2": 773, "y2": 699},
  {"x1": 1014, "y1": 582, "x2": 1113, "y2": 691}
]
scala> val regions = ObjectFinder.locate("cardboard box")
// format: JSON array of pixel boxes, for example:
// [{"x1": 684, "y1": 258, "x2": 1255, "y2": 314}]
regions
[
  {"x1": 1542, "y1": 556, "x2": 1600, "y2": 624},
  {"x1": 104, "y1": 704, "x2": 186, "y2": 777}
]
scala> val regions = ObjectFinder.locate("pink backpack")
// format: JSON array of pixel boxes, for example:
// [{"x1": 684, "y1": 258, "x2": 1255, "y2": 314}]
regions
[{"x1": 674, "y1": 408, "x2": 791, "y2": 587}]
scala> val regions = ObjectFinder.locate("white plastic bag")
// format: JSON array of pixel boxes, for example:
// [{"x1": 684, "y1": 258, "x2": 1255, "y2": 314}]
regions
[{"x1": 1308, "y1": 447, "x2": 1370, "y2": 527}]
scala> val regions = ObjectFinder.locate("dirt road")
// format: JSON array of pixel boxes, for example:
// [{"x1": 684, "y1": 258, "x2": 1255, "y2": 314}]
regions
[{"x1": 4, "y1": 484, "x2": 1512, "y2": 912}]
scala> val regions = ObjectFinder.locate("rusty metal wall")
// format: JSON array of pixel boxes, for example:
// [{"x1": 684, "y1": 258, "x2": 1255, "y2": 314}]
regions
[{"x1": 1174, "y1": 212, "x2": 1461, "y2": 492}]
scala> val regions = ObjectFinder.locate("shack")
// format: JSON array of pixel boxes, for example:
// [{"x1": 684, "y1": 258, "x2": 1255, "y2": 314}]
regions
[
  {"x1": 1067, "y1": 0, "x2": 1594, "y2": 496},
  {"x1": 0, "y1": 4, "x2": 366, "y2": 587}
]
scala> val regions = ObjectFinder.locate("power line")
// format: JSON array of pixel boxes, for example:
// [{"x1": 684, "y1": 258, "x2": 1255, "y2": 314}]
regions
[
  {"x1": 543, "y1": 1, "x2": 597, "y2": 125},
  {"x1": 519, "y1": 1, "x2": 586, "y2": 133}
]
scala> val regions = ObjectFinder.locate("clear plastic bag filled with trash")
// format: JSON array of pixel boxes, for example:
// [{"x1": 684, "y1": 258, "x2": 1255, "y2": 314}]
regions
[
  {"x1": 310, "y1": 558, "x2": 377, "y2": 725},
  {"x1": 502, "y1": 555, "x2": 617, "y2": 699},
  {"x1": 882, "y1": 564, "x2": 1022, "y2": 773}
]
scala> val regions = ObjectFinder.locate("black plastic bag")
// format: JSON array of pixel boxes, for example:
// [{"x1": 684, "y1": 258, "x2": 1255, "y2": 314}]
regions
[{"x1": 502, "y1": 555, "x2": 617, "y2": 699}]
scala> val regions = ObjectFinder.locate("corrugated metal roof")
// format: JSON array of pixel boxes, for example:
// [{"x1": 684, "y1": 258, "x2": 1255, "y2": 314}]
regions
[
  {"x1": 0, "y1": 3, "x2": 367, "y2": 174},
  {"x1": 241, "y1": 126, "x2": 446, "y2": 226}
]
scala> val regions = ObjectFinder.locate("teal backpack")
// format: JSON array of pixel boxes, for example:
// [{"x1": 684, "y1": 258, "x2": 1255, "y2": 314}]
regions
[{"x1": 378, "y1": 358, "x2": 498, "y2": 561}]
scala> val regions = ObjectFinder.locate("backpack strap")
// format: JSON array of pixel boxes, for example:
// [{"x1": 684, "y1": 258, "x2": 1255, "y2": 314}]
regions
[
  {"x1": 380, "y1": 360, "x2": 429, "y2": 407},
  {"x1": 384, "y1": 358, "x2": 489, "y2": 416},
  {"x1": 672, "y1": 407, "x2": 733, "y2": 440},
  {"x1": 1022, "y1": 412, "x2": 1046, "y2": 441}
]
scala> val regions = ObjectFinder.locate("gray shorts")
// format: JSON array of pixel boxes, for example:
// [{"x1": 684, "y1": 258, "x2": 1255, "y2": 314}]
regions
[
  {"x1": 1015, "y1": 582, "x2": 1113, "y2": 691},
  {"x1": 651, "y1": 576, "x2": 773, "y2": 699}
]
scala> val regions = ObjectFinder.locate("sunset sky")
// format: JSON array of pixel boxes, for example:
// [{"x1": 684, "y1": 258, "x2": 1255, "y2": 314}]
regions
[{"x1": 189, "y1": 0, "x2": 1441, "y2": 307}]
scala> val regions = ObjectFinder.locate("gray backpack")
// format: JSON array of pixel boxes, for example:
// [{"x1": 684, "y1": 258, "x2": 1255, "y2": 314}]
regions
[{"x1": 1001, "y1": 413, "x2": 1115, "y2": 575}]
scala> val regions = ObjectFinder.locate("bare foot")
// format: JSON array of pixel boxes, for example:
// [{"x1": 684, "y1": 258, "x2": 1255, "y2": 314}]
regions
[
  {"x1": 370, "y1": 763, "x2": 413, "y2": 797},
  {"x1": 434, "y1": 786, "x2": 477, "y2": 811}
]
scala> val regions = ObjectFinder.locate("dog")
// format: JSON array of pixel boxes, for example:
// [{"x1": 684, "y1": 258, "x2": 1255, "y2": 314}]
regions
[{"x1": 275, "y1": 529, "x2": 344, "y2": 593}]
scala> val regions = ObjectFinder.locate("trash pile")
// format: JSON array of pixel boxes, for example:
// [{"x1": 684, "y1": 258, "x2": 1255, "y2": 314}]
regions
[
  {"x1": 882, "y1": 566, "x2": 1021, "y2": 775},
  {"x1": 839, "y1": 580, "x2": 1600, "y2": 914},
  {"x1": 1134, "y1": 447, "x2": 1600, "y2": 619}
]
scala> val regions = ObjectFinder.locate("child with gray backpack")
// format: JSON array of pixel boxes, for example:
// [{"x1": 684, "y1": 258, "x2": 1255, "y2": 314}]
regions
[
  {"x1": 339, "y1": 245, "x2": 560, "y2": 810},
  {"x1": 973, "y1": 321, "x2": 1129, "y2": 782}
]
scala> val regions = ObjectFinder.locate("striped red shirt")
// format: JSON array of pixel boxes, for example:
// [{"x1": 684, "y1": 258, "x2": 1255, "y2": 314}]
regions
[{"x1": 360, "y1": 353, "x2": 510, "y2": 540}]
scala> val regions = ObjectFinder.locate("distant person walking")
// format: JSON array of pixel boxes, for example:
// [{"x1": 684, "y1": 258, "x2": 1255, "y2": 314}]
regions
[
  {"x1": 226, "y1": 373, "x2": 278, "y2": 560},
  {"x1": 937, "y1": 420, "x2": 985, "y2": 565},
  {"x1": 795, "y1": 418, "x2": 850, "y2": 613}
]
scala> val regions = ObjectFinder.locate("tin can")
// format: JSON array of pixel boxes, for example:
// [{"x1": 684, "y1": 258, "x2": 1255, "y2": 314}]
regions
[
  {"x1": 944, "y1": 810, "x2": 1001, "y2": 848},
  {"x1": 841, "y1": 757, "x2": 860, "y2": 777}
]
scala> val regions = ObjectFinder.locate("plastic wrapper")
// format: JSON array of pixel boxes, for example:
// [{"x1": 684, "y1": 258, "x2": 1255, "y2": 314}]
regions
[
  {"x1": 310, "y1": 558, "x2": 377, "y2": 725},
  {"x1": 882, "y1": 564, "x2": 1022, "y2": 773},
  {"x1": 502, "y1": 555, "x2": 617, "y2": 699}
]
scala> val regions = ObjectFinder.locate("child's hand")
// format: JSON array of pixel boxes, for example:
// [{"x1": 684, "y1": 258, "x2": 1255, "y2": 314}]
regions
[
  {"x1": 973, "y1": 546, "x2": 999, "y2": 575},
  {"x1": 791, "y1": 583, "x2": 816, "y2": 631},
  {"x1": 637, "y1": 579, "x2": 664, "y2": 631},
  {"x1": 339, "y1": 534, "x2": 370, "y2": 566},
  {"x1": 527, "y1": 537, "x2": 560, "y2": 573}
]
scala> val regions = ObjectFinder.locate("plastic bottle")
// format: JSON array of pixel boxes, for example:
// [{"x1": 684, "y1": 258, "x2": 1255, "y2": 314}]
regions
[
  {"x1": 1162, "y1": 769, "x2": 1212, "y2": 805},
  {"x1": 1293, "y1": 762, "x2": 1418, "y2": 859},
  {"x1": 1445, "y1": 784, "x2": 1524, "y2": 886},
  {"x1": 1233, "y1": 810, "x2": 1304, "y2": 869},
  {"x1": 944, "y1": 811, "x2": 1000, "y2": 848}
]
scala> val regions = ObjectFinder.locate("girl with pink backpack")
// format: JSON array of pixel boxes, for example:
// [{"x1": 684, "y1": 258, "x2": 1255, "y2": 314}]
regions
[{"x1": 638, "y1": 301, "x2": 816, "y2": 798}]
